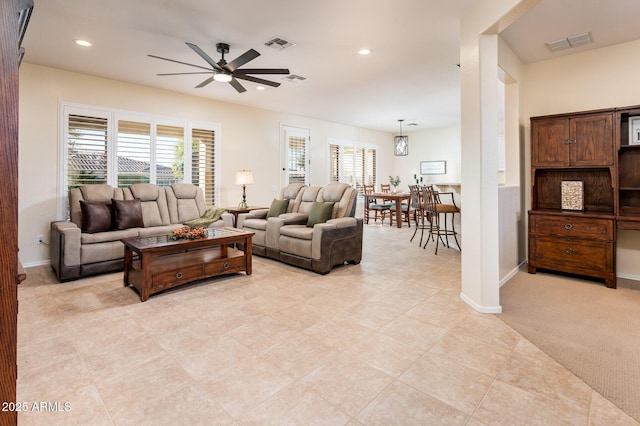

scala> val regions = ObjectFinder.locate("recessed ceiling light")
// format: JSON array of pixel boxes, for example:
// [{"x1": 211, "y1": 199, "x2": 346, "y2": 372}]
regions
[
  {"x1": 358, "y1": 49, "x2": 371, "y2": 55},
  {"x1": 256, "y1": 86, "x2": 265, "y2": 91},
  {"x1": 74, "y1": 39, "x2": 92, "y2": 47}
]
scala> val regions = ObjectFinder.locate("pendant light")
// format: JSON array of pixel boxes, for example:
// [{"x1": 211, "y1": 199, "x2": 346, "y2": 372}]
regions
[{"x1": 394, "y1": 119, "x2": 408, "y2": 156}]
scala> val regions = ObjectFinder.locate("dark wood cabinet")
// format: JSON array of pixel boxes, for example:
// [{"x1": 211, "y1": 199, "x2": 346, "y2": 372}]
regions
[
  {"x1": 616, "y1": 106, "x2": 640, "y2": 229},
  {"x1": 529, "y1": 109, "x2": 617, "y2": 288},
  {"x1": 532, "y1": 112, "x2": 614, "y2": 168}
]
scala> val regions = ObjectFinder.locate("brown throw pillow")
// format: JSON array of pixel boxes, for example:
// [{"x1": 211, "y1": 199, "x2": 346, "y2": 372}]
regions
[
  {"x1": 306, "y1": 202, "x2": 335, "y2": 227},
  {"x1": 111, "y1": 199, "x2": 144, "y2": 230},
  {"x1": 79, "y1": 201, "x2": 112, "y2": 233}
]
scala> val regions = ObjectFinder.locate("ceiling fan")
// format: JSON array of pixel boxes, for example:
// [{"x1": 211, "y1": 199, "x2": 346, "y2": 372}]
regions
[{"x1": 149, "y1": 42, "x2": 290, "y2": 93}]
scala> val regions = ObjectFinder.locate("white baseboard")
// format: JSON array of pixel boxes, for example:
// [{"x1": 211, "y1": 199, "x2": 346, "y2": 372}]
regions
[
  {"x1": 459, "y1": 292, "x2": 502, "y2": 314},
  {"x1": 500, "y1": 260, "x2": 527, "y2": 287},
  {"x1": 616, "y1": 272, "x2": 640, "y2": 281},
  {"x1": 22, "y1": 260, "x2": 50, "y2": 268}
]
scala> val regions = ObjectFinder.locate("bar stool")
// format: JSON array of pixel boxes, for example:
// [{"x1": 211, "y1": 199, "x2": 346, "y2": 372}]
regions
[{"x1": 423, "y1": 186, "x2": 461, "y2": 254}]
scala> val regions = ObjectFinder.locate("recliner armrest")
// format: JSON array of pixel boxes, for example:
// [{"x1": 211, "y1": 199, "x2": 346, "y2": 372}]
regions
[
  {"x1": 237, "y1": 209, "x2": 268, "y2": 228},
  {"x1": 220, "y1": 212, "x2": 234, "y2": 227},
  {"x1": 50, "y1": 221, "x2": 82, "y2": 281}
]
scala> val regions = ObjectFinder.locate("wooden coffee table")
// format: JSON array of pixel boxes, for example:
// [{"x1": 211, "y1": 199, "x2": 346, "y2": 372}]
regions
[{"x1": 121, "y1": 227, "x2": 254, "y2": 301}]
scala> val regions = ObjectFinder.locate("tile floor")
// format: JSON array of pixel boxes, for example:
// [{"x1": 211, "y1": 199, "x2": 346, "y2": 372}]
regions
[{"x1": 16, "y1": 225, "x2": 637, "y2": 425}]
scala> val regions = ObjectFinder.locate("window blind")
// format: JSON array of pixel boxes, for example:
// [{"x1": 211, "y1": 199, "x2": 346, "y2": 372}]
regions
[
  {"x1": 66, "y1": 114, "x2": 108, "y2": 189},
  {"x1": 288, "y1": 135, "x2": 306, "y2": 184},
  {"x1": 156, "y1": 124, "x2": 184, "y2": 187},
  {"x1": 117, "y1": 120, "x2": 151, "y2": 187},
  {"x1": 192, "y1": 128, "x2": 216, "y2": 205}
]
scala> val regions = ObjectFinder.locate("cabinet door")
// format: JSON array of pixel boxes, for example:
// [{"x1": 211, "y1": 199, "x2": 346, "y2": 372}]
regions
[
  {"x1": 532, "y1": 118, "x2": 570, "y2": 167},
  {"x1": 570, "y1": 113, "x2": 613, "y2": 166}
]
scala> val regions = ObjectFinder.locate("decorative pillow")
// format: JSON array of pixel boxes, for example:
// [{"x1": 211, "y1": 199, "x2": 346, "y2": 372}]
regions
[
  {"x1": 306, "y1": 202, "x2": 335, "y2": 227},
  {"x1": 79, "y1": 201, "x2": 112, "y2": 233},
  {"x1": 267, "y1": 199, "x2": 289, "y2": 218},
  {"x1": 111, "y1": 199, "x2": 144, "y2": 230}
]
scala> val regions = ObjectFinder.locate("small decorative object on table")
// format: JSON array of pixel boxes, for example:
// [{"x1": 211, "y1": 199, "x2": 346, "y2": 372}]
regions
[
  {"x1": 389, "y1": 175, "x2": 401, "y2": 192},
  {"x1": 561, "y1": 181, "x2": 584, "y2": 211},
  {"x1": 169, "y1": 226, "x2": 207, "y2": 240}
]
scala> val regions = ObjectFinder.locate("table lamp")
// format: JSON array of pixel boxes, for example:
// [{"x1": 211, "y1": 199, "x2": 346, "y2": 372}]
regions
[{"x1": 235, "y1": 169, "x2": 254, "y2": 209}]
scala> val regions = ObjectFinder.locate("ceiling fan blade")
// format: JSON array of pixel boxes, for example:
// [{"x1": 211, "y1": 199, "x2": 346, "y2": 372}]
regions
[
  {"x1": 195, "y1": 76, "x2": 215, "y2": 88},
  {"x1": 234, "y1": 68, "x2": 290, "y2": 75},
  {"x1": 148, "y1": 54, "x2": 212, "y2": 71},
  {"x1": 185, "y1": 42, "x2": 223, "y2": 70},
  {"x1": 157, "y1": 72, "x2": 213, "y2": 76},
  {"x1": 234, "y1": 74, "x2": 281, "y2": 87},
  {"x1": 229, "y1": 78, "x2": 247, "y2": 93},
  {"x1": 225, "y1": 49, "x2": 260, "y2": 72}
]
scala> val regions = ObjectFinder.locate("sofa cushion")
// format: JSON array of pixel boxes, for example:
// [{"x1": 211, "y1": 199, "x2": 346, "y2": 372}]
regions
[
  {"x1": 267, "y1": 199, "x2": 289, "y2": 218},
  {"x1": 243, "y1": 218, "x2": 268, "y2": 231},
  {"x1": 111, "y1": 199, "x2": 144, "y2": 230},
  {"x1": 79, "y1": 201, "x2": 112, "y2": 233},
  {"x1": 168, "y1": 183, "x2": 206, "y2": 223},
  {"x1": 130, "y1": 183, "x2": 171, "y2": 227},
  {"x1": 81, "y1": 228, "x2": 139, "y2": 244},
  {"x1": 307, "y1": 202, "x2": 335, "y2": 227},
  {"x1": 80, "y1": 184, "x2": 116, "y2": 202}
]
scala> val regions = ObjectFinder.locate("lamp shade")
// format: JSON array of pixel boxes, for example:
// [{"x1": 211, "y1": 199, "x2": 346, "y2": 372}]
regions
[{"x1": 235, "y1": 170, "x2": 254, "y2": 185}]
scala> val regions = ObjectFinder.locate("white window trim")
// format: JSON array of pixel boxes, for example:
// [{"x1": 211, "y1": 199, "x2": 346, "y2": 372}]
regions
[{"x1": 57, "y1": 101, "x2": 221, "y2": 219}]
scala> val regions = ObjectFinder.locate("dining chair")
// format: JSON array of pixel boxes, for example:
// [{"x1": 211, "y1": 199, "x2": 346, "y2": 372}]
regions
[
  {"x1": 363, "y1": 184, "x2": 390, "y2": 224},
  {"x1": 410, "y1": 185, "x2": 432, "y2": 245},
  {"x1": 423, "y1": 186, "x2": 461, "y2": 254},
  {"x1": 389, "y1": 185, "x2": 415, "y2": 228}
]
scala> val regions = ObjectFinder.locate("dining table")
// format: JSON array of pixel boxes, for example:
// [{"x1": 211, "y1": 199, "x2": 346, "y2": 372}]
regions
[{"x1": 368, "y1": 192, "x2": 411, "y2": 228}]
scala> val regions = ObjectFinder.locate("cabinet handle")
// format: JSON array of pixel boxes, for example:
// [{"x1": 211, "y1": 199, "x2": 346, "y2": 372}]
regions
[
  {"x1": 176, "y1": 271, "x2": 183, "y2": 279},
  {"x1": 564, "y1": 223, "x2": 572, "y2": 230},
  {"x1": 562, "y1": 139, "x2": 571, "y2": 145},
  {"x1": 223, "y1": 262, "x2": 229, "y2": 269},
  {"x1": 565, "y1": 247, "x2": 573, "y2": 254}
]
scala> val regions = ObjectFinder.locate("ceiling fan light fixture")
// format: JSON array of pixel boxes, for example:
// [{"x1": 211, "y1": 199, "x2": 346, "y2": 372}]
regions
[{"x1": 213, "y1": 73, "x2": 232, "y2": 83}]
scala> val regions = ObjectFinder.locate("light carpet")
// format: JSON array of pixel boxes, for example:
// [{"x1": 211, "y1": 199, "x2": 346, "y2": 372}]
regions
[{"x1": 499, "y1": 269, "x2": 640, "y2": 422}]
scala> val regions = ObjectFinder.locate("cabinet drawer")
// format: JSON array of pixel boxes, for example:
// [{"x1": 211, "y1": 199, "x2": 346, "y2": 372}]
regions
[
  {"x1": 529, "y1": 235, "x2": 613, "y2": 273},
  {"x1": 204, "y1": 256, "x2": 246, "y2": 275},
  {"x1": 152, "y1": 264, "x2": 203, "y2": 289},
  {"x1": 530, "y1": 215, "x2": 613, "y2": 241}
]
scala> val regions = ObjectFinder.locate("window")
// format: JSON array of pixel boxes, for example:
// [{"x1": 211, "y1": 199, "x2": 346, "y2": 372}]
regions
[
  {"x1": 191, "y1": 128, "x2": 216, "y2": 205},
  {"x1": 61, "y1": 104, "x2": 219, "y2": 217},
  {"x1": 66, "y1": 114, "x2": 109, "y2": 187},
  {"x1": 328, "y1": 139, "x2": 377, "y2": 194},
  {"x1": 288, "y1": 135, "x2": 306, "y2": 184}
]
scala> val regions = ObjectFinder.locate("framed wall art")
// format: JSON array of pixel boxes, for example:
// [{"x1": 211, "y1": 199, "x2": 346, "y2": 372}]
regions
[{"x1": 420, "y1": 160, "x2": 446, "y2": 175}]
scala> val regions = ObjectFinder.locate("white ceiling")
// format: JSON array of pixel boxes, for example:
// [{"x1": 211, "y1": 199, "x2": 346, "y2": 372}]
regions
[{"x1": 21, "y1": 0, "x2": 640, "y2": 133}]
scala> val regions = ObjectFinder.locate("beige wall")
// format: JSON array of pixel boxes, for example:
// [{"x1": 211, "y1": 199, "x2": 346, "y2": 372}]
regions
[
  {"x1": 391, "y1": 125, "x2": 461, "y2": 190},
  {"x1": 18, "y1": 63, "x2": 392, "y2": 266},
  {"x1": 521, "y1": 38, "x2": 640, "y2": 280}
]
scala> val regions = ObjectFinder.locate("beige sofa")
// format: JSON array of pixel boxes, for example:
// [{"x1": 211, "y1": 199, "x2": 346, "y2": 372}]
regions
[
  {"x1": 50, "y1": 183, "x2": 232, "y2": 282},
  {"x1": 240, "y1": 183, "x2": 362, "y2": 274}
]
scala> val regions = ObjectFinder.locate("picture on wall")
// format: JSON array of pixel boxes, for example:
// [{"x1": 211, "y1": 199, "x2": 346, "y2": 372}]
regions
[{"x1": 420, "y1": 160, "x2": 446, "y2": 175}]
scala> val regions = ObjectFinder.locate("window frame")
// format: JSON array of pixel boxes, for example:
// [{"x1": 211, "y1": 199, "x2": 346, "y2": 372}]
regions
[
  {"x1": 58, "y1": 102, "x2": 220, "y2": 219},
  {"x1": 327, "y1": 137, "x2": 378, "y2": 194}
]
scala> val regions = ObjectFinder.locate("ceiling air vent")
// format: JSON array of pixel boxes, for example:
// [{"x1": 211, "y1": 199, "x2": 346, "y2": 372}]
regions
[
  {"x1": 265, "y1": 37, "x2": 295, "y2": 50},
  {"x1": 281, "y1": 74, "x2": 307, "y2": 83},
  {"x1": 546, "y1": 32, "x2": 592, "y2": 52}
]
